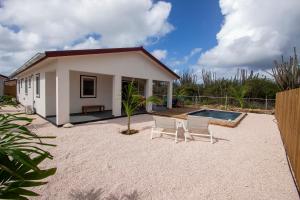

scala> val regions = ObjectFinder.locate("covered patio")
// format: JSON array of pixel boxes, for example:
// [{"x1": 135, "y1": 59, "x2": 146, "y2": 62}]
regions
[
  {"x1": 46, "y1": 110, "x2": 113, "y2": 124},
  {"x1": 46, "y1": 109, "x2": 147, "y2": 125},
  {"x1": 45, "y1": 68, "x2": 173, "y2": 126}
]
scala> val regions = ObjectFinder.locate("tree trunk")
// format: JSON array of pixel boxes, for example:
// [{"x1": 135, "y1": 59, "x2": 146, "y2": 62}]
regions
[{"x1": 127, "y1": 115, "x2": 131, "y2": 134}]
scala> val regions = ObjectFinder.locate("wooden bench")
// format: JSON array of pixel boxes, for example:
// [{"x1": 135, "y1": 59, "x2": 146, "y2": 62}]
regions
[{"x1": 82, "y1": 105, "x2": 105, "y2": 114}]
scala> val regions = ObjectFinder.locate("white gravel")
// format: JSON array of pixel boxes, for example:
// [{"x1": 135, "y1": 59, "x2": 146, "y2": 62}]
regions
[{"x1": 8, "y1": 109, "x2": 298, "y2": 199}]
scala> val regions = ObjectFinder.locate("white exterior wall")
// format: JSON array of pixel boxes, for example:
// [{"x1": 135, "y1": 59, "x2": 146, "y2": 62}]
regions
[
  {"x1": 55, "y1": 52, "x2": 175, "y2": 119},
  {"x1": 112, "y1": 75, "x2": 122, "y2": 116},
  {"x1": 56, "y1": 66, "x2": 70, "y2": 125},
  {"x1": 69, "y1": 71, "x2": 112, "y2": 114},
  {"x1": 17, "y1": 71, "x2": 46, "y2": 116},
  {"x1": 16, "y1": 74, "x2": 35, "y2": 112},
  {"x1": 57, "y1": 52, "x2": 174, "y2": 82},
  {"x1": 45, "y1": 72, "x2": 56, "y2": 116},
  {"x1": 16, "y1": 61, "x2": 57, "y2": 117}
]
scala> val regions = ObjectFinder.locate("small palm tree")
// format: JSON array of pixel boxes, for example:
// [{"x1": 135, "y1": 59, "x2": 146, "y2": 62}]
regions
[
  {"x1": 230, "y1": 85, "x2": 248, "y2": 108},
  {"x1": 122, "y1": 81, "x2": 161, "y2": 135}
]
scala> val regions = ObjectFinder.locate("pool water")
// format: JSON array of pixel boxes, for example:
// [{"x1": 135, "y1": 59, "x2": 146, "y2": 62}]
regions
[{"x1": 189, "y1": 109, "x2": 241, "y2": 121}]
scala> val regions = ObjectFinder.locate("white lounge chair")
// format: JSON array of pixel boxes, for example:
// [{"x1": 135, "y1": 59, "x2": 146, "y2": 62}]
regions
[
  {"x1": 183, "y1": 115, "x2": 213, "y2": 143},
  {"x1": 151, "y1": 116, "x2": 179, "y2": 143}
]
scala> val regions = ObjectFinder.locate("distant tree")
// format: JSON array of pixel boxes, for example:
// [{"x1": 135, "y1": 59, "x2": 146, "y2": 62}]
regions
[
  {"x1": 270, "y1": 47, "x2": 300, "y2": 90},
  {"x1": 179, "y1": 70, "x2": 198, "y2": 86},
  {"x1": 201, "y1": 69, "x2": 217, "y2": 87},
  {"x1": 173, "y1": 68, "x2": 279, "y2": 101},
  {"x1": 174, "y1": 69, "x2": 200, "y2": 96}
]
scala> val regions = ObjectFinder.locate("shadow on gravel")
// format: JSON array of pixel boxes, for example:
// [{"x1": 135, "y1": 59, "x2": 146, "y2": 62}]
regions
[
  {"x1": 69, "y1": 188, "x2": 104, "y2": 200},
  {"x1": 69, "y1": 188, "x2": 139, "y2": 200}
]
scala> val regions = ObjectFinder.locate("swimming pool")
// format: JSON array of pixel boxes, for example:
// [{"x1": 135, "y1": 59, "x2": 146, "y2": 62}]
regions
[
  {"x1": 189, "y1": 109, "x2": 241, "y2": 120},
  {"x1": 188, "y1": 109, "x2": 246, "y2": 127}
]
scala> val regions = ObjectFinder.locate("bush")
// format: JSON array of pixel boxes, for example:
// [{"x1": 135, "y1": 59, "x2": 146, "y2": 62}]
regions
[{"x1": 0, "y1": 95, "x2": 18, "y2": 107}]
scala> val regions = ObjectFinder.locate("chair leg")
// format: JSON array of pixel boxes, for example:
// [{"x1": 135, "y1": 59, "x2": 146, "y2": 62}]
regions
[
  {"x1": 151, "y1": 128, "x2": 154, "y2": 139},
  {"x1": 184, "y1": 131, "x2": 188, "y2": 142},
  {"x1": 175, "y1": 130, "x2": 178, "y2": 143}
]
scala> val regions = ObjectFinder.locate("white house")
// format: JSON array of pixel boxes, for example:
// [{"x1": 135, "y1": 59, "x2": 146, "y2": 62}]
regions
[
  {"x1": 11, "y1": 47, "x2": 179, "y2": 126},
  {"x1": 0, "y1": 74, "x2": 8, "y2": 96}
]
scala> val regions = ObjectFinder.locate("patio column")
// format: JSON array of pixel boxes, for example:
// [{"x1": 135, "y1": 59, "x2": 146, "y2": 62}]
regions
[
  {"x1": 167, "y1": 80, "x2": 173, "y2": 109},
  {"x1": 112, "y1": 75, "x2": 122, "y2": 116},
  {"x1": 56, "y1": 67, "x2": 70, "y2": 126},
  {"x1": 145, "y1": 79, "x2": 153, "y2": 112}
]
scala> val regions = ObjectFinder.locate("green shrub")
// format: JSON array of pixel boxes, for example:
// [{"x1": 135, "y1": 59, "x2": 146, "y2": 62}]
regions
[{"x1": 0, "y1": 95, "x2": 18, "y2": 107}]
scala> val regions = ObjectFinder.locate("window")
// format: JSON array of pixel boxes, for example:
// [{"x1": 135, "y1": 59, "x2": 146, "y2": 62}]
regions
[
  {"x1": 21, "y1": 79, "x2": 23, "y2": 88},
  {"x1": 80, "y1": 75, "x2": 97, "y2": 98},
  {"x1": 36, "y1": 74, "x2": 40, "y2": 98},
  {"x1": 28, "y1": 76, "x2": 31, "y2": 88},
  {"x1": 25, "y1": 78, "x2": 28, "y2": 95},
  {"x1": 18, "y1": 80, "x2": 20, "y2": 93}
]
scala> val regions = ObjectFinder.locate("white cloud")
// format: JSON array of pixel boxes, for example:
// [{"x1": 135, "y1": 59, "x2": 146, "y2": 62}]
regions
[
  {"x1": 151, "y1": 49, "x2": 167, "y2": 60},
  {"x1": 0, "y1": 0, "x2": 173, "y2": 75},
  {"x1": 170, "y1": 47, "x2": 202, "y2": 66},
  {"x1": 183, "y1": 48, "x2": 202, "y2": 62},
  {"x1": 198, "y1": 0, "x2": 300, "y2": 70}
]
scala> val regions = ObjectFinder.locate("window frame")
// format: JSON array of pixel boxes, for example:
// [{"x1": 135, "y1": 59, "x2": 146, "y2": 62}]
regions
[
  {"x1": 28, "y1": 76, "x2": 31, "y2": 88},
  {"x1": 35, "y1": 73, "x2": 40, "y2": 98},
  {"x1": 25, "y1": 78, "x2": 28, "y2": 95},
  {"x1": 18, "y1": 80, "x2": 20, "y2": 94},
  {"x1": 80, "y1": 75, "x2": 97, "y2": 98}
]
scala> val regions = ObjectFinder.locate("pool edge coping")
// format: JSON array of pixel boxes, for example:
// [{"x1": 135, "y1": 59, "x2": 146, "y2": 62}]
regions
[{"x1": 187, "y1": 108, "x2": 247, "y2": 128}]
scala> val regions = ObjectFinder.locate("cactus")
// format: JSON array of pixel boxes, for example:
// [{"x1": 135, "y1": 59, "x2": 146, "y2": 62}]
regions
[{"x1": 271, "y1": 47, "x2": 300, "y2": 90}]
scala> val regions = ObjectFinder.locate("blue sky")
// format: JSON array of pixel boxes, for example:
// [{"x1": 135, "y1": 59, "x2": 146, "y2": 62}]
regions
[
  {"x1": 149, "y1": 0, "x2": 222, "y2": 54},
  {"x1": 146, "y1": 0, "x2": 223, "y2": 72},
  {"x1": 0, "y1": 0, "x2": 299, "y2": 76}
]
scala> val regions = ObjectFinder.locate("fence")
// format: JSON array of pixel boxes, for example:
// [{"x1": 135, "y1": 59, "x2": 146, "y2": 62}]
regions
[
  {"x1": 4, "y1": 80, "x2": 17, "y2": 97},
  {"x1": 275, "y1": 88, "x2": 300, "y2": 189},
  {"x1": 173, "y1": 95, "x2": 276, "y2": 110}
]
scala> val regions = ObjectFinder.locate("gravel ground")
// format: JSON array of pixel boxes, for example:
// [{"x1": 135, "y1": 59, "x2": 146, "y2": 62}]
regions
[{"x1": 3, "y1": 107, "x2": 298, "y2": 200}]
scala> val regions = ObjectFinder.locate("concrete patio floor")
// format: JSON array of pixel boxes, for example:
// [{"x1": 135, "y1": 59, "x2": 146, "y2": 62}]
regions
[
  {"x1": 46, "y1": 110, "x2": 147, "y2": 125},
  {"x1": 14, "y1": 110, "x2": 298, "y2": 199},
  {"x1": 46, "y1": 111, "x2": 114, "y2": 124}
]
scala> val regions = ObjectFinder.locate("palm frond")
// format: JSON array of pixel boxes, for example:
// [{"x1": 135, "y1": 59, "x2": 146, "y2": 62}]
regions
[{"x1": 0, "y1": 113, "x2": 56, "y2": 199}]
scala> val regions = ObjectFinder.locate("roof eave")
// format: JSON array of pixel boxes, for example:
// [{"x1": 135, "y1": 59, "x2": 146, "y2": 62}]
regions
[
  {"x1": 10, "y1": 47, "x2": 180, "y2": 79},
  {"x1": 140, "y1": 47, "x2": 180, "y2": 79},
  {"x1": 10, "y1": 53, "x2": 46, "y2": 78}
]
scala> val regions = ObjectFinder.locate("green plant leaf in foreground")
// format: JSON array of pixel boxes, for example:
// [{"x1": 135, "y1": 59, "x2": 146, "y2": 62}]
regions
[{"x1": 0, "y1": 113, "x2": 56, "y2": 199}]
